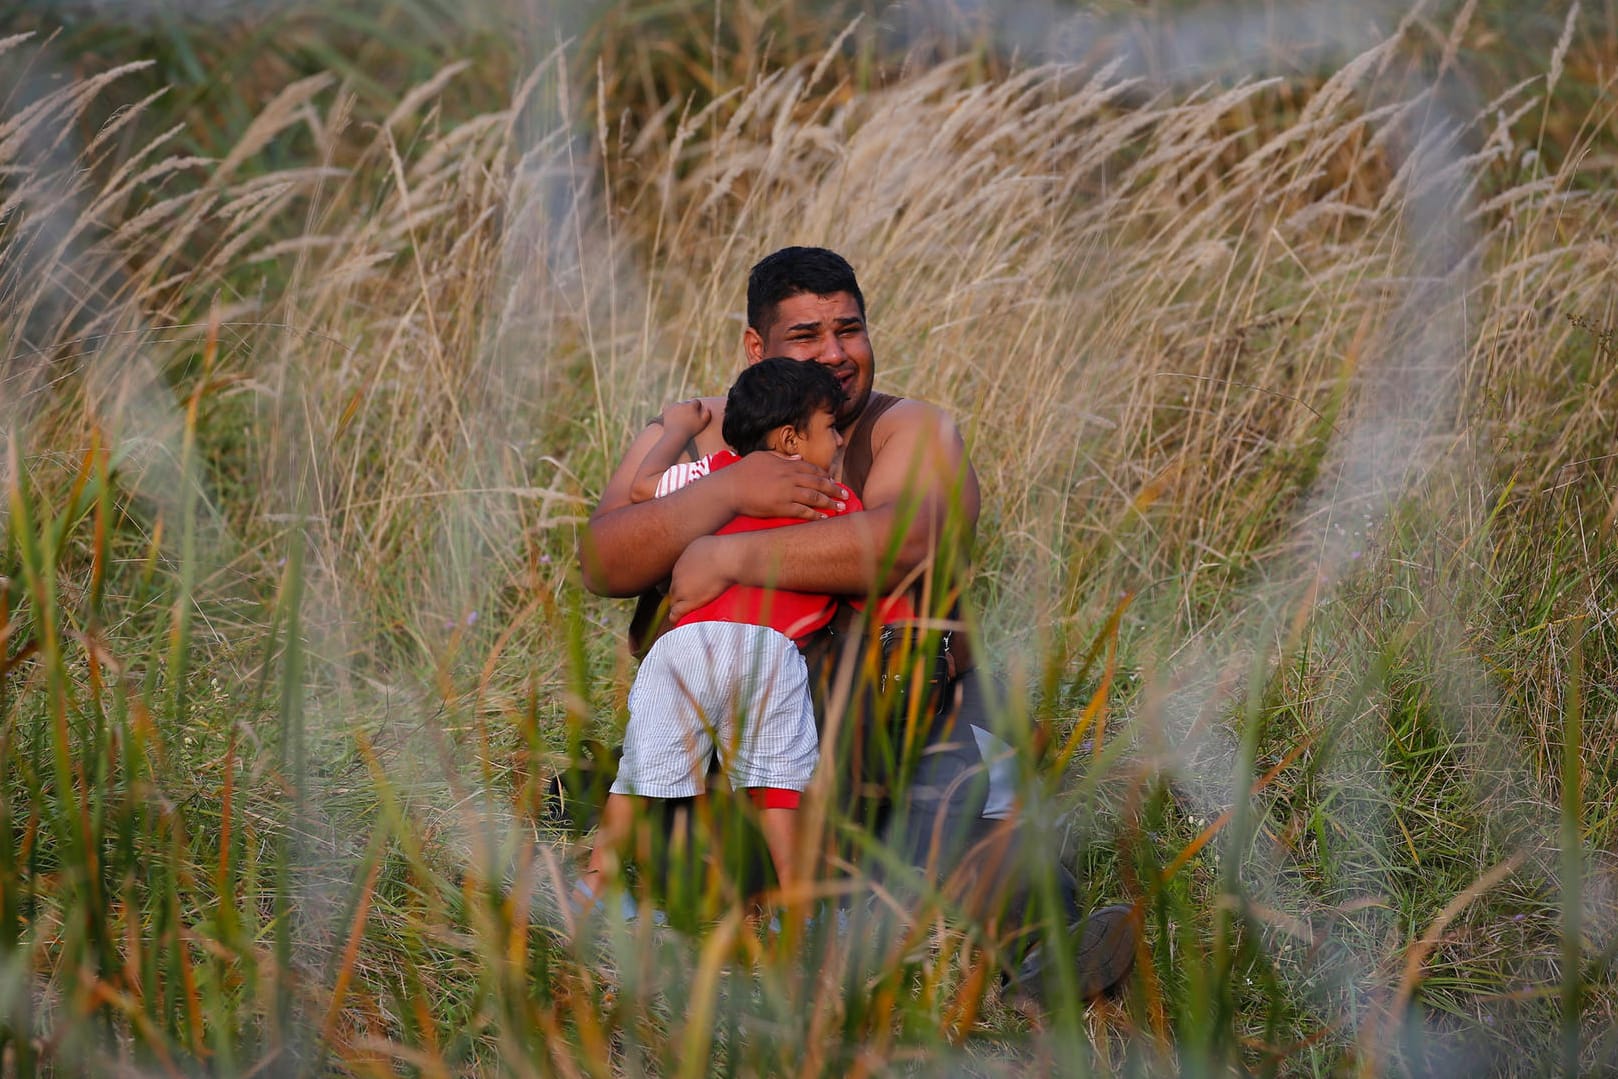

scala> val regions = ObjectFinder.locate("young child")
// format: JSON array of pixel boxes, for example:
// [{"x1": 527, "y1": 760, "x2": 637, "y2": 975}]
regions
[{"x1": 577, "y1": 358, "x2": 854, "y2": 914}]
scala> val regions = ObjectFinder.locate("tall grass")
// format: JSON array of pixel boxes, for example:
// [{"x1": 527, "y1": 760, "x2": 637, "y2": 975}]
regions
[{"x1": 2, "y1": 2, "x2": 1616, "y2": 1073}]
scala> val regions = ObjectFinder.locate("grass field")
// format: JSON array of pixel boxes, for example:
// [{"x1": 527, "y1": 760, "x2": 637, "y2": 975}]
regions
[{"x1": 3, "y1": 0, "x2": 1617, "y2": 1074}]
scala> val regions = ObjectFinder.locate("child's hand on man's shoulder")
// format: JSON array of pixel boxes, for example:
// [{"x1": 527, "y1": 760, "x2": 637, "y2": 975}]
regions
[{"x1": 660, "y1": 398, "x2": 712, "y2": 435}]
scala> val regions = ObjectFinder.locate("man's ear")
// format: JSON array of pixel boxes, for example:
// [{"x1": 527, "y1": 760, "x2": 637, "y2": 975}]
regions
[{"x1": 742, "y1": 325, "x2": 765, "y2": 364}]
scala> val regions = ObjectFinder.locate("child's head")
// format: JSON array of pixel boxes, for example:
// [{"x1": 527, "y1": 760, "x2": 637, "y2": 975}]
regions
[{"x1": 722, "y1": 357, "x2": 845, "y2": 469}]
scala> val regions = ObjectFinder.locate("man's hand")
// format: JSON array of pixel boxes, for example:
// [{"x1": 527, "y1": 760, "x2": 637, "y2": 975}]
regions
[
  {"x1": 723, "y1": 452, "x2": 849, "y2": 521},
  {"x1": 668, "y1": 535, "x2": 737, "y2": 621}
]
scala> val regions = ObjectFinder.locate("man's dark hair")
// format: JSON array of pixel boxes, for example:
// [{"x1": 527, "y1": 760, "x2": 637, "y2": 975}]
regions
[
  {"x1": 722, "y1": 357, "x2": 845, "y2": 455},
  {"x1": 746, "y1": 246, "x2": 866, "y2": 332}
]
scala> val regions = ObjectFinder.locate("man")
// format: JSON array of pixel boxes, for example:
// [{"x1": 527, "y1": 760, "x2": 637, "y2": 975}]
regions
[{"x1": 578, "y1": 246, "x2": 1134, "y2": 1003}]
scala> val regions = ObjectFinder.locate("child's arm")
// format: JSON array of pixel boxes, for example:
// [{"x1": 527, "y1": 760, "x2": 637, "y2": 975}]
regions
[{"x1": 628, "y1": 399, "x2": 713, "y2": 503}]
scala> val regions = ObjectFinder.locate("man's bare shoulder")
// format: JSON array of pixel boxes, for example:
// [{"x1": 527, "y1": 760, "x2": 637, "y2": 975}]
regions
[
  {"x1": 857, "y1": 393, "x2": 977, "y2": 518},
  {"x1": 869, "y1": 395, "x2": 964, "y2": 451}
]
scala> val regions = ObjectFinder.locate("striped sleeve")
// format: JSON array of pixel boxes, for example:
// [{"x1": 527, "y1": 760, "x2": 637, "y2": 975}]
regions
[{"x1": 653, "y1": 452, "x2": 717, "y2": 498}]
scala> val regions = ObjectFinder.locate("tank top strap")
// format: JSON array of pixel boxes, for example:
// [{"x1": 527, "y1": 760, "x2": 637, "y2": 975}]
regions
[{"x1": 840, "y1": 391, "x2": 904, "y2": 498}]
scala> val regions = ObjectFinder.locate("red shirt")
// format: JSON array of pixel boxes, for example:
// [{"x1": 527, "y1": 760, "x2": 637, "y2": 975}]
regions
[{"x1": 661, "y1": 451, "x2": 915, "y2": 641}]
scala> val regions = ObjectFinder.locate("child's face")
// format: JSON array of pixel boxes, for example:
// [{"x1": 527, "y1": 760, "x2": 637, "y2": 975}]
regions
[{"x1": 775, "y1": 406, "x2": 843, "y2": 470}]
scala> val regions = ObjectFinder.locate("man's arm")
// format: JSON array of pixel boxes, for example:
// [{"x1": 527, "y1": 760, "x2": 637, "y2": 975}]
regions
[
  {"x1": 579, "y1": 407, "x2": 852, "y2": 598},
  {"x1": 667, "y1": 399, "x2": 980, "y2": 619}
]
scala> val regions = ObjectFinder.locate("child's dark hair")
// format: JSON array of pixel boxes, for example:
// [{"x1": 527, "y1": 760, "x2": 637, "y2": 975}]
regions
[
  {"x1": 722, "y1": 357, "x2": 844, "y2": 455},
  {"x1": 746, "y1": 246, "x2": 865, "y2": 332}
]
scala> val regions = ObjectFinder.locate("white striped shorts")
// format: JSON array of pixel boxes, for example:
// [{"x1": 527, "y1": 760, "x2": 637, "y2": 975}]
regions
[{"x1": 611, "y1": 621, "x2": 819, "y2": 799}]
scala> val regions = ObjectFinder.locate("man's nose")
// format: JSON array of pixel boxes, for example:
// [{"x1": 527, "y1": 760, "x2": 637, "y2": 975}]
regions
[{"x1": 819, "y1": 333, "x2": 847, "y2": 362}]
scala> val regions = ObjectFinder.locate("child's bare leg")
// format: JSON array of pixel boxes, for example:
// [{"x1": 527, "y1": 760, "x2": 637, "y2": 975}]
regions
[
  {"x1": 581, "y1": 792, "x2": 640, "y2": 898},
  {"x1": 758, "y1": 806, "x2": 799, "y2": 894},
  {"x1": 753, "y1": 793, "x2": 811, "y2": 933}
]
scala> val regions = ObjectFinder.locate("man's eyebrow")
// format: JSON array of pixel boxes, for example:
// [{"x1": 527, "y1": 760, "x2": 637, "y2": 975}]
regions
[{"x1": 783, "y1": 314, "x2": 863, "y2": 332}]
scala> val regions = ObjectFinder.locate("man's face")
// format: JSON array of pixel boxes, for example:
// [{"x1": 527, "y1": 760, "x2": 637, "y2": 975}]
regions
[{"x1": 745, "y1": 291, "x2": 874, "y2": 426}]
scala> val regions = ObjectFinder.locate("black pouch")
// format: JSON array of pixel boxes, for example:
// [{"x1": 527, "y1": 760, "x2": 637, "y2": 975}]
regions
[
  {"x1": 876, "y1": 624, "x2": 957, "y2": 699},
  {"x1": 847, "y1": 625, "x2": 957, "y2": 799}
]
